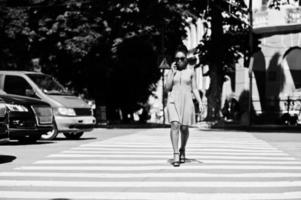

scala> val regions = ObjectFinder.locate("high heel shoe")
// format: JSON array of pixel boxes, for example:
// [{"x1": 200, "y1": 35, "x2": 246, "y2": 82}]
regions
[
  {"x1": 172, "y1": 153, "x2": 180, "y2": 167},
  {"x1": 179, "y1": 149, "x2": 186, "y2": 163}
]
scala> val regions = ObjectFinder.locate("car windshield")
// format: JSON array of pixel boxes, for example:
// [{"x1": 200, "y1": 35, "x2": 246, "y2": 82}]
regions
[{"x1": 27, "y1": 74, "x2": 71, "y2": 95}]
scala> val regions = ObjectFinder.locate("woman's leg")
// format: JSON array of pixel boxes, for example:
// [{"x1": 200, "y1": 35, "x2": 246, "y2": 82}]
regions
[
  {"x1": 170, "y1": 121, "x2": 180, "y2": 153},
  {"x1": 179, "y1": 125, "x2": 189, "y2": 163},
  {"x1": 170, "y1": 121, "x2": 181, "y2": 166},
  {"x1": 180, "y1": 125, "x2": 189, "y2": 151}
]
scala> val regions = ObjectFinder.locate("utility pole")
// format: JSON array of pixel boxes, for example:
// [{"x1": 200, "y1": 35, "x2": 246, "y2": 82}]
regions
[
  {"x1": 248, "y1": 0, "x2": 254, "y2": 128},
  {"x1": 162, "y1": 68, "x2": 165, "y2": 124},
  {"x1": 158, "y1": 20, "x2": 170, "y2": 124}
]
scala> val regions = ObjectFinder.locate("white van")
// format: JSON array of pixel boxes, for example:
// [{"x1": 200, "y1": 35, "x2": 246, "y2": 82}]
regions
[{"x1": 0, "y1": 71, "x2": 96, "y2": 139}]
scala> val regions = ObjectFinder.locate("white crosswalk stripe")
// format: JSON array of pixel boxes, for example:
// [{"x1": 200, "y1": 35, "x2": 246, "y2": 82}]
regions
[
  {"x1": 0, "y1": 128, "x2": 301, "y2": 200},
  {"x1": 33, "y1": 159, "x2": 301, "y2": 164}
]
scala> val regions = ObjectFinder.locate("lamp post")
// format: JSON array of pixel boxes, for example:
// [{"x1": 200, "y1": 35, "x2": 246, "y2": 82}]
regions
[
  {"x1": 159, "y1": 58, "x2": 170, "y2": 125},
  {"x1": 158, "y1": 20, "x2": 170, "y2": 124},
  {"x1": 248, "y1": 0, "x2": 254, "y2": 127}
]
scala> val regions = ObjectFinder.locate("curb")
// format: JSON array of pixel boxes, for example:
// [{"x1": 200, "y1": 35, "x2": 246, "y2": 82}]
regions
[
  {"x1": 95, "y1": 123, "x2": 170, "y2": 129},
  {"x1": 202, "y1": 122, "x2": 301, "y2": 132},
  {"x1": 94, "y1": 122, "x2": 301, "y2": 132}
]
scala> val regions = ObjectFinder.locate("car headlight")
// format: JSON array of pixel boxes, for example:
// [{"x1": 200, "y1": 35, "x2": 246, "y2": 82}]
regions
[
  {"x1": 0, "y1": 103, "x2": 7, "y2": 117},
  {"x1": 54, "y1": 107, "x2": 76, "y2": 116},
  {"x1": 5, "y1": 104, "x2": 29, "y2": 112}
]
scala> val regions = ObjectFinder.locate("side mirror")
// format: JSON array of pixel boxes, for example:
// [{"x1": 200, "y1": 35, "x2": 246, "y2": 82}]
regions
[{"x1": 25, "y1": 89, "x2": 36, "y2": 97}]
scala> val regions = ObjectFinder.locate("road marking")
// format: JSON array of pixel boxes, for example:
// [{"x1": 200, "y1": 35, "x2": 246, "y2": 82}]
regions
[
  {"x1": 34, "y1": 159, "x2": 301, "y2": 165},
  {"x1": 15, "y1": 165, "x2": 301, "y2": 170},
  {"x1": 0, "y1": 191, "x2": 300, "y2": 200},
  {"x1": 1, "y1": 180, "x2": 301, "y2": 188},
  {"x1": 62, "y1": 150, "x2": 289, "y2": 156},
  {"x1": 71, "y1": 147, "x2": 285, "y2": 153},
  {"x1": 81, "y1": 142, "x2": 272, "y2": 146},
  {"x1": 1, "y1": 129, "x2": 300, "y2": 200},
  {"x1": 1, "y1": 172, "x2": 301, "y2": 178},
  {"x1": 80, "y1": 144, "x2": 276, "y2": 149},
  {"x1": 47, "y1": 154, "x2": 297, "y2": 160}
]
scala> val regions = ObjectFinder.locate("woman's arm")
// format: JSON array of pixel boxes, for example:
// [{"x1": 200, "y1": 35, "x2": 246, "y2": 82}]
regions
[
  {"x1": 192, "y1": 69, "x2": 202, "y2": 104},
  {"x1": 164, "y1": 62, "x2": 176, "y2": 92},
  {"x1": 164, "y1": 70, "x2": 173, "y2": 92}
]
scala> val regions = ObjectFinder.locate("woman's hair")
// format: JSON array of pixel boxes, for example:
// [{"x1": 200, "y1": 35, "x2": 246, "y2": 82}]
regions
[{"x1": 175, "y1": 45, "x2": 188, "y2": 56}]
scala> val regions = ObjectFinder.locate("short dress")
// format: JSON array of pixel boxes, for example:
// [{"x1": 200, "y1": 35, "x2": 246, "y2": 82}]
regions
[{"x1": 167, "y1": 68, "x2": 195, "y2": 126}]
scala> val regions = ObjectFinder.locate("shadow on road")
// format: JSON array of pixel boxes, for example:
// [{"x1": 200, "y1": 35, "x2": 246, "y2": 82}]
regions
[
  {"x1": 167, "y1": 158, "x2": 203, "y2": 165},
  {"x1": 52, "y1": 137, "x2": 96, "y2": 141},
  {"x1": 0, "y1": 155, "x2": 16, "y2": 164},
  {"x1": 50, "y1": 199, "x2": 71, "y2": 200},
  {"x1": 97, "y1": 122, "x2": 170, "y2": 129},
  {"x1": 1, "y1": 141, "x2": 54, "y2": 146}
]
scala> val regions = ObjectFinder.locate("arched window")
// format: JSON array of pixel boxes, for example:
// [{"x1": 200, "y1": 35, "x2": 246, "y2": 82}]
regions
[{"x1": 283, "y1": 47, "x2": 301, "y2": 89}]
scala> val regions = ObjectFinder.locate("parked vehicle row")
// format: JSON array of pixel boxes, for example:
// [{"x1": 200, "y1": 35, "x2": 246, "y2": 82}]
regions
[{"x1": 0, "y1": 71, "x2": 96, "y2": 143}]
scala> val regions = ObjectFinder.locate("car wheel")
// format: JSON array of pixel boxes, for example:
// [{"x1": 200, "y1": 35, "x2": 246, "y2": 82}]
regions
[
  {"x1": 63, "y1": 132, "x2": 84, "y2": 139},
  {"x1": 41, "y1": 123, "x2": 58, "y2": 140}
]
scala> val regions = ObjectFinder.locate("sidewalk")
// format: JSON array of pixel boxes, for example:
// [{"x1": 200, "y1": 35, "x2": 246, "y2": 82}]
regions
[
  {"x1": 96, "y1": 121, "x2": 301, "y2": 133},
  {"x1": 96, "y1": 122, "x2": 170, "y2": 129},
  {"x1": 207, "y1": 121, "x2": 301, "y2": 133}
]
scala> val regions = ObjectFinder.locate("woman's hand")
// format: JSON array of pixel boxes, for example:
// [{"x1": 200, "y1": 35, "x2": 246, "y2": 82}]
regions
[
  {"x1": 198, "y1": 102, "x2": 204, "y2": 115},
  {"x1": 171, "y1": 62, "x2": 177, "y2": 76}
]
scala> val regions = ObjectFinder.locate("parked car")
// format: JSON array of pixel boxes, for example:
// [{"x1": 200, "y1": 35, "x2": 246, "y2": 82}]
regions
[
  {"x1": 0, "y1": 93, "x2": 53, "y2": 143},
  {"x1": 0, "y1": 98, "x2": 9, "y2": 144},
  {"x1": 0, "y1": 71, "x2": 96, "y2": 140}
]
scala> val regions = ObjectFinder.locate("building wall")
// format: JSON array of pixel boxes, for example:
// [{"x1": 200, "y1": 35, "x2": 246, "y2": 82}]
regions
[
  {"x1": 261, "y1": 33, "x2": 301, "y2": 95},
  {"x1": 149, "y1": 1, "x2": 301, "y2": 124},
  {"x1": 182, "y1": 8, "x2": 301, "y2": 124},
  {"x1": 183, "y1": 18, "x2": 209, "y2": 93},
  {"x1": 247, "y1": 32, "x2": 301, "y2": 121}
]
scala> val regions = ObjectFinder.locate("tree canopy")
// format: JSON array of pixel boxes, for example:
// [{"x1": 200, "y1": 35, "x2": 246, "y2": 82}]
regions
[
  {"x1": 0, "y1": 0, "x2": 193, "y2": 122},
  {"x1": 0, "y1": 0, "x2": 282, "y2": 122}
]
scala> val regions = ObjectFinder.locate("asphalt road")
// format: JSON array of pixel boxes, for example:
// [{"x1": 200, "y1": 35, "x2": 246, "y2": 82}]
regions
[
  {"x1": 0, "y1": 127, "x2": 301, "y2": 200},
  {"x1": 0, "y1": 128, "x2": 138, "y2": 170},
  {"x1": 252, "y1": 131, "x2": 301, "y2": 160}
]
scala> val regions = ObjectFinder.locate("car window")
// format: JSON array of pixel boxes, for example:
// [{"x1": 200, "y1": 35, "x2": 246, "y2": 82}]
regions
[
  {"x1": 27, "y1": 73, "x2": 71, "y2": 95},
  {"x1": 4, "y1": 75, "x2": 32, "y2": 96}
]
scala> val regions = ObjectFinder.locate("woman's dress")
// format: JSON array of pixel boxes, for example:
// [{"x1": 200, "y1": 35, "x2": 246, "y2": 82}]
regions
[{"x1": 167, "y1": 68, "x2": 195, "y2": 125}]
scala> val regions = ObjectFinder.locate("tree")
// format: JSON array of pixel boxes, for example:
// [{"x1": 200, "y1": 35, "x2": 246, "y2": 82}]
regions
[
  {"x1": 0, "y1": 0, "x2": 190, "y2": 122},
  {"x1": 196, "y1": 0, "x2": 284, "y2": 121},
  {"x1": 0, "y1": 3, "x2": 32, "y2": 69},
  {"x1": 195, "y1": 0, "x2": 251, "y2": 121},
  {"x1": 1, "y1": 0, "x2": 281, "y2": 122}
]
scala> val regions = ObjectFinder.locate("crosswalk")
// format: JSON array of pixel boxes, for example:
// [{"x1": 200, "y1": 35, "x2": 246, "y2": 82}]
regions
[{"x1": 0, "y1": 128, "x2": 301, "y2": 200}]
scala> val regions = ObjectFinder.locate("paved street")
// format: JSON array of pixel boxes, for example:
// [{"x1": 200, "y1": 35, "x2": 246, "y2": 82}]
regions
[{"x1": 0, "y1": 128, "x2": 301, "y2": 200}]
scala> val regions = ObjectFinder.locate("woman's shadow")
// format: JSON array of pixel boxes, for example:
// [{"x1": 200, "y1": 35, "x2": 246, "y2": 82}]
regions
[{"x1": 167, "y1": 158, "x2": 202, "y2": 165}]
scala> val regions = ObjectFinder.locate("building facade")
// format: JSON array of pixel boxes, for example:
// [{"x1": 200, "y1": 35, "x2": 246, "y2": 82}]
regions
[
  {"x1": 248, "y1": 0, "x2": 301, "y2": 124},
  {"x1": 183, "y1": 0, "x2": 301, "y2": 125},
  {"x1": 149, "y1": 0, "x2": 301, "y2": 125}
]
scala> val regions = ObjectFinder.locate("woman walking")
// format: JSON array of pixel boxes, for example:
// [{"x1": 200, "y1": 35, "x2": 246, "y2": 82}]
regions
[{"x1": 165, "y1": 46, "x2": 203, "y2": 167}]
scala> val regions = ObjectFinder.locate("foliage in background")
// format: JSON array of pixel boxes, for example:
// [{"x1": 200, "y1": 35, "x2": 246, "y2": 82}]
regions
[
  {"x1": 0, "y1": 0, "x2": 282, "y2": 122},
  {"x1": 195, "y1": 0, "x2": 251, "y2": 120},
  {"x1": 0, "y1": 0, "x2": 190, "y2": 122},
  {"x1": 194, "y1": 0, "x2": 282, "y2": 121}
]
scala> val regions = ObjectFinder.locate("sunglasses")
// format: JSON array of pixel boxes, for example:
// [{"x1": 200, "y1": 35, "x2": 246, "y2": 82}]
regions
[{"x1": 175, "y1": 57, "x2": 186, "y2": 62}]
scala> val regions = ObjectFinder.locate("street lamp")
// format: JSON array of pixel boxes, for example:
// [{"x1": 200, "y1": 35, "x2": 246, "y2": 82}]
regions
[
  {"x1": 248, "y1": 0, "x2": 254, "y2": 127},
  {"x1": 158, "y1": 20, "x2": 170, "y2": 124},
  {"x1": 159, "y1": 58, "x2": 170, "y2": 124}
]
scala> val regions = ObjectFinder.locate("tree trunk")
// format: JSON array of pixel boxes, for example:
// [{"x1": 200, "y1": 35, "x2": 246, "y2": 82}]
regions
[
  {"x1": 205, "y1": 0, "x2": 224, "y2": 121},
  {"x1": 206, "y1": 63, "x2": 224, "y2": 121}
]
